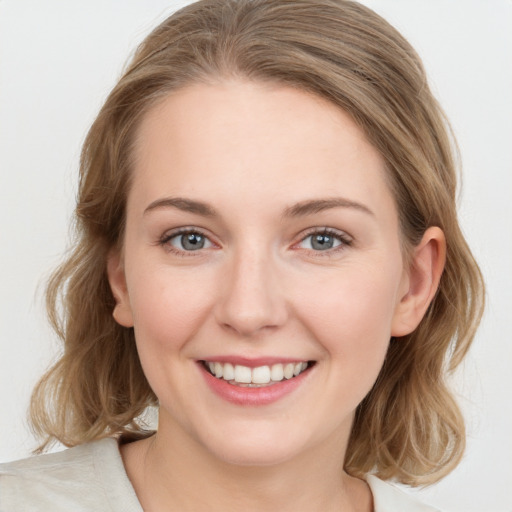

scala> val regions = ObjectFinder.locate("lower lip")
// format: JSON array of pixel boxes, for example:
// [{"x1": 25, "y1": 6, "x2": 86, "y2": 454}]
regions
[{"x1": 198, "y1": 363, "x2": 313, "y2": 406}]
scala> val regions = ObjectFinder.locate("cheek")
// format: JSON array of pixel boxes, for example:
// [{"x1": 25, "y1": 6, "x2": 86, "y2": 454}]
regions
[
  {"x1": 292, "y1": 264, "x2": 401, "y2": 418},
  {"x1": 125, "y1": 264, "x2": 221, "y2": 412},
  {"x1": 294, "y1": 262, "x2": 401, "y2": 365},
  {"x1": 127, "y1": 264, "x2": 217, "y2": 355}
]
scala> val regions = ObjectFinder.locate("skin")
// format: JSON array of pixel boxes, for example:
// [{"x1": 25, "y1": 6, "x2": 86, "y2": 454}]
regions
[{"x1": 108, "y1": 80, "x2": 446, "y2": 512}]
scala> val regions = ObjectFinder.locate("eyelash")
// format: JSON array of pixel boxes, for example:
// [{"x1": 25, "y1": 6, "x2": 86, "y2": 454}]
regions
[
  {"x1": 158, "y1": 228, "x2": 214, "y2": 257},
  {"x1": 294, "y1": 228, "x2": 353, "y2": 257},
  {"x1": 158, "y1": 227, "x2": 352, "y2": 257}
]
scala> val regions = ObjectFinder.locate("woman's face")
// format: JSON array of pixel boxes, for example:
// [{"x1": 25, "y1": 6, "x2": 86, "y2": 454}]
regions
[{"x1": 109, "y1": 80, "x2": 412, "y2": 466}]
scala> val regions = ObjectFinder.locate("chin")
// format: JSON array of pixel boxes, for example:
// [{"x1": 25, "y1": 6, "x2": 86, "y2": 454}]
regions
[
  {"x1": 207, "y1": 441, "x2": 302, "y2": 467},
  {"x1": 196, "y1": 421, "x2": 315, "y2": 467}
]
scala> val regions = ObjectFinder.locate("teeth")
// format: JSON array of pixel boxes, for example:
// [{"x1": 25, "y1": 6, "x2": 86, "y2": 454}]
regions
[
  {"x1": 205, "y1": 361, "x2": 310, "y2": 385},
  {"x1": 214, "y1": 362, "x2": 223, "y2": 378},
  {"x1": 223, "y1": 362, "x2": 235, "y2": 381},
  {"x1": 234, "y1": 365, "x2": 252, "y2": 383},
  {"x1": 284, "y1": 363, "x2": 294, "y2": 379},
  {"x1": 252, "y1": 365, "x2": 271, "y2": 384},
  {"x1": 270, "y1": 364, "x2": 284, "y2": 381}
]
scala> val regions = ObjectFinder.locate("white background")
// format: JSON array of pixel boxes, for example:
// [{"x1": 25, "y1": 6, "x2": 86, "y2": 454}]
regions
[{"x1": 0, "y1": 1, "x2": 511, "y2": 511}]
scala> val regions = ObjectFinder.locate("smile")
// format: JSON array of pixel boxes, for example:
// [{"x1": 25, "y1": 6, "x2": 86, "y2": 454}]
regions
[
  {"x1": 199, "y1": 358, "x2": 315, "y2": 405},
  {"x1": 202, "y1": 361, "x2": 311, "y2": 386}
]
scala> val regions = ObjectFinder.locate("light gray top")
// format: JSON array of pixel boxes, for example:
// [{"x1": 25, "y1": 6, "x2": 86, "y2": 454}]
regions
[{"x1": 0, "y1": 438, "x2": 441, "y2": 511}]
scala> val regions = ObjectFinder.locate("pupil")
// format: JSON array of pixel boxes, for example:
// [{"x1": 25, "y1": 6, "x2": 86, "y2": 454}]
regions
[
  {"x1": 312, "y1": 234, "x2": 333, "y2": 250},
  {"x1": 182, "y1": 233, "x2": 204, "y2": 250}
]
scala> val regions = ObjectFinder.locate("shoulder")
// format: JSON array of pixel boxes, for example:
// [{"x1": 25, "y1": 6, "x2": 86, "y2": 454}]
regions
[
  {"x1": 366, "y1": 475, "x2": 442, "y2": 512},
  {"x1": 0, "y1": 438, "x2": 142, "y2": 512}
]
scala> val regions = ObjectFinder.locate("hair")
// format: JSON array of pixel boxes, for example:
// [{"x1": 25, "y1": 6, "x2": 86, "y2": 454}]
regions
[{"x1": 30, "y1": 0, "x2": 484, "y2": 486}]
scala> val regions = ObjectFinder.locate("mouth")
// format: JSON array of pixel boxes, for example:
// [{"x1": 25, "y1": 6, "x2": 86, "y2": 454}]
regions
[{"x1": 200, "y1": 360, "x2": 315, "y2": 387}]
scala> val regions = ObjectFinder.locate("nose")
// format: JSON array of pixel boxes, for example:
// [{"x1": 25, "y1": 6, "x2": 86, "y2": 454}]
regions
[{"x1": 214, "y1": 248, "x2": 288, "y2": 337}]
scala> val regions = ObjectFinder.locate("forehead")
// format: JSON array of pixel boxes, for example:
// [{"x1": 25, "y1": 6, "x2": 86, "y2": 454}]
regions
[{"x1": 129, "y1": 80, "x2": 396, "y2": 222}]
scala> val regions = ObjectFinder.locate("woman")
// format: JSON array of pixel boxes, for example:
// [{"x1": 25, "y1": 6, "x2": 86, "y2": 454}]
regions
[{"x1": 0, "y1": 1, "x2": 484, "y2": 510}]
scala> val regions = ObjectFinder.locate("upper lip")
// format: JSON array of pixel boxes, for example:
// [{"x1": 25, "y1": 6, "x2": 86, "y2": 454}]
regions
[{"x1": 198, "y1": 356, "x2": 312, "y2": 368}]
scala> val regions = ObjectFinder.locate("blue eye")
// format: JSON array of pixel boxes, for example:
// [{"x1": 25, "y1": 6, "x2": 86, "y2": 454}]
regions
[
  {"x1": 167, "y1": 231, "x2": 213, "y2": 251},
  {"x1": 298, "y1": 230, "x2": 350, "y2": 251}
]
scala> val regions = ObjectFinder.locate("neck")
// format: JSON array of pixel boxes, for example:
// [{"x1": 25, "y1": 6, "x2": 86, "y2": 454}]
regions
[{"x1": 121, "y1": 415, "x2": 372, "y2": 512}]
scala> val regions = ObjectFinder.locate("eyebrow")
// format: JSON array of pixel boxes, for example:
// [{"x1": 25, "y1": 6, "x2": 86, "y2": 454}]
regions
[
  {"x1": 143, "y1": 196, "x2": 374, "y2": 218},
  {"x1": 144, "y1": 197, "x2": 217, "y2": 217},
  {"x1": 283, "y1": 198, "x2": 374, "y2": 218}
]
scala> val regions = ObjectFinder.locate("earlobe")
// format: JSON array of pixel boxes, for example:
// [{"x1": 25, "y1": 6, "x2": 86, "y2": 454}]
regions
[
  {"x1": 391, "y1": 227, "x2": 446, "y2": 337},
  {"x1": 107, "y1": 249, "x2": 134, "y2": 328}
]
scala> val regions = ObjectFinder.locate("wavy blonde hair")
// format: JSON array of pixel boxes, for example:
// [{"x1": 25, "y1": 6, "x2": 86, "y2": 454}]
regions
[{"x1": 30, "y1": 0, "x2": 484, "y2": 486}]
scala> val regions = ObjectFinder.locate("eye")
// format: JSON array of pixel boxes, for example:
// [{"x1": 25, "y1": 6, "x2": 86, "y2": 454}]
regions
[
  {"x1": 164, "y1": 230, "x2": 213, "y2": 252},
  {"x1": 297, "y1": 229, "x2": 351, "y2": 252}
]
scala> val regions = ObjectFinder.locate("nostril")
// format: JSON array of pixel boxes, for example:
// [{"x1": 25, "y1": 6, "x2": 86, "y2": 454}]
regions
[
  {"x1": 213, "y1": 271, "x2": 288, "y2": 336},
  {"x1": 219, "y1": 318, "x2": 282, "y2": 338}
]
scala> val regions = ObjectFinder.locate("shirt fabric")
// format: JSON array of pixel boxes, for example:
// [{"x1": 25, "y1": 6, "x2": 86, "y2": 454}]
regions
[{"x1": 0, "y1": 438, "x2": 441, "y2": 511}]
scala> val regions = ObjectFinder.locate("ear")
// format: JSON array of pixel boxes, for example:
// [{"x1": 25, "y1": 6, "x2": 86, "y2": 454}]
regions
[
  {"x1": 107, "y1": 249, "x2": 134, "y2": 328},
  {"x1": 391, "y1": 226, "x2": 446, "y2": 337}
]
